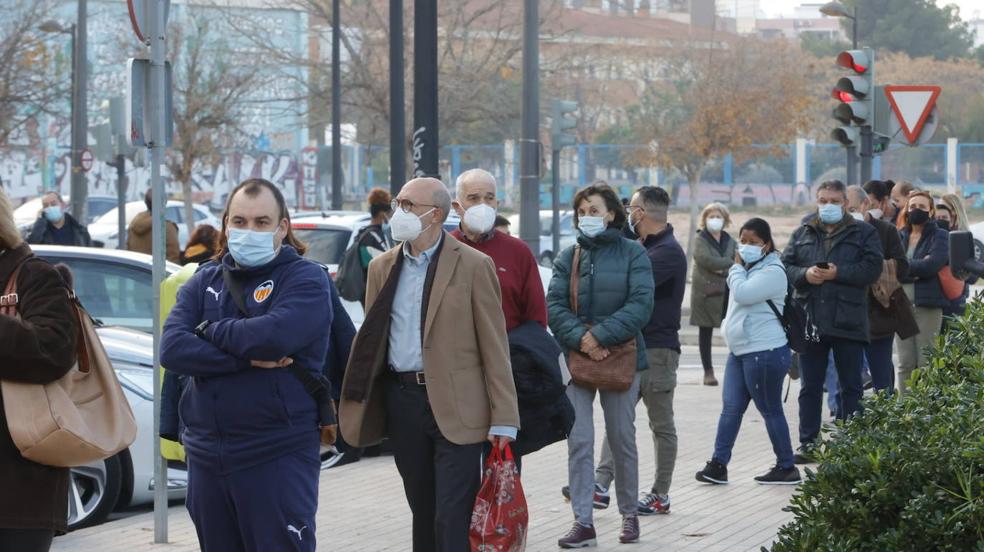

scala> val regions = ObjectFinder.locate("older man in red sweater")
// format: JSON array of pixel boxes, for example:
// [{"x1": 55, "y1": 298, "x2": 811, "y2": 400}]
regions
[{"x1": 451, "y1": 169, "x2": 547, "y2": 330}]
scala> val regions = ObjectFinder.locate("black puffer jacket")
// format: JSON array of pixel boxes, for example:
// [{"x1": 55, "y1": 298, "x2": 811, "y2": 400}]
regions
[
  {"x1": 899, "y1": 221, "x2": 950, "y2": 309},
  {"x1": 508, "y1": 321, "x2": 574, "y2": 457},
  {"x1": 782, "y1": 215, "x2": 883, "y2": 343}
]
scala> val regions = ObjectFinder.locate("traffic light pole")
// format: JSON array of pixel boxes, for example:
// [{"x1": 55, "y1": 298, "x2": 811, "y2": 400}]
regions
[
  {"x1": 860, "y1": 125, "x2": 873, "y2": 184},
  {"x1": 846, "y1": 145, "x2": 858, "y2": 186},
  {"x1": 551, "y1": 148, "x2": 560, "y2": 257}
]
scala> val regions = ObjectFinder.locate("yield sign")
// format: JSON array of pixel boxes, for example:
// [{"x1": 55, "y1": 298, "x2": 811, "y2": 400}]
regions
[{"x1": 883, "y1": 85, "x2": 941, "y2": 144}]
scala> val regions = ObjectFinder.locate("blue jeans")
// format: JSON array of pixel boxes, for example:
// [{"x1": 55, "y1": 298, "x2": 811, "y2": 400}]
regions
[
  {"x1": 799, "y1": 337, "x2": 864, "y2": 446},
  {"x1": 712, "y1": 345, "x2": 795, "y2": 470}
]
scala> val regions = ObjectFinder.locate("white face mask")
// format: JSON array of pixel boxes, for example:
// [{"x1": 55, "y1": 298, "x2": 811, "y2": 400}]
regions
[
  {"x1": 463, "y1": 203, "x2": 496, "y2": 234},
  {"x1": 390, "y1": 207, "x2": 435, "y2": 242},
  {"x1": 578, "y1": 216, "x2": 607, "y2": 238},
  {"x1": 868, "y1": 208, "x2": 883, "y2": 220},
  {"x1": 706, "y1": 217, "x2": 724, "y2": 232},
  {"x1": 850, "y1": 211, "x2": 864, "y2": 221}
]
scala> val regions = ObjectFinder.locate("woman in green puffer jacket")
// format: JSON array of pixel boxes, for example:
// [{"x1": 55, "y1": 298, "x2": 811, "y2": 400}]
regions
[{"x1": 548, "y1": 184, "x2": 655, "y2": 547}]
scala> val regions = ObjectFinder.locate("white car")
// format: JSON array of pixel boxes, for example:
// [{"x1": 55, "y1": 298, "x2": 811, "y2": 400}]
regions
[
  {"x1": 508, "y1": 210, "x2": 577, "y2": 266},
  {"x1": 88, "y1": 200, "x2": 221, "y2": 250},
  {"x1": 70, "y1": 326, "x2": 188, "y2": 530},
  {"x1": 31, "y1": 247, "x2": 189, "y2": 530}
]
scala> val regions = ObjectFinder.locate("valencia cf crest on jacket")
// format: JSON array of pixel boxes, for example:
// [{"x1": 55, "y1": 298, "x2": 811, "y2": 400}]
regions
[{"x1": 253, "y1": 280, "x2": 274, "y2": 303}]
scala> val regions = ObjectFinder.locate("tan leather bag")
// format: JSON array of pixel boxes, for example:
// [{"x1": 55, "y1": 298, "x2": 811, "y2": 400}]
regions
[
  {"x1": 0, "y1": 259, "x2": 137, "y2": 468},
  {"x1": 566, "y1": 245, "x2": 637, "y2": 392}
]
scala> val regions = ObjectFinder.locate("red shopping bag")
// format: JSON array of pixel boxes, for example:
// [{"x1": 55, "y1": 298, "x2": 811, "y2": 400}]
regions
[{"x1": 469, "y1": 444, "x2": 529, "y2": 551}]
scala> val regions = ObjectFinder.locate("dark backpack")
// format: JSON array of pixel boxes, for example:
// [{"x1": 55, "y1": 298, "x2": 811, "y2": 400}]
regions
[
  {"x1": 766, "y1": 290, "x2": 820, "y2": 354},
  {"x1": 335, "y1": 227, "x2": 377, "y2": 302}
]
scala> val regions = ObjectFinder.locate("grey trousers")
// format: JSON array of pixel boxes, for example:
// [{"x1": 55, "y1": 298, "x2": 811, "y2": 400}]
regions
[
  {"x1": 597, "y1": 349, "x2": 679, "y2": 496},
  {"x1": 897, "y1": 306, "x2": 943, "y2": 394},
  {"x1": 567, "y1": 373, "x2": 640, "y2": 525}
]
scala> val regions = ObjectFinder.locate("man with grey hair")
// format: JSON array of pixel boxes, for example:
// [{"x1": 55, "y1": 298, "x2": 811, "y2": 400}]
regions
[
  {"x1": 339, "y1": 177, "x2": 519, "y2": 551},
  {"x1": 452, "y1": 168, "x2": 546, "y2": 330},
  {"x1": 783, "y1": 180, "x2": 882, "y2": 464},
  {"x1": 450, "y1": 169, "x2": 550, "y2": 470}
]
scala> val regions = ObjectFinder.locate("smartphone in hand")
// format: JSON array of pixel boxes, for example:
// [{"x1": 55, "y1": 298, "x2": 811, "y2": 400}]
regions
[{"x1": 816, "y1": 262, "x2": 830, "y2": 270}]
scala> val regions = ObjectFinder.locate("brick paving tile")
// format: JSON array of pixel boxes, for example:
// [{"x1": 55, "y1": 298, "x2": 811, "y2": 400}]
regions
[{"x1": 53, "y1": 371, "x2": 804, "y2": 552}]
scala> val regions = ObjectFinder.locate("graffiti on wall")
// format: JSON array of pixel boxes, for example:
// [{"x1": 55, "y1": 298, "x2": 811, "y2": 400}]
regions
[{"x1": 0, "y1": 148, "x2": 315, "y2": 210}]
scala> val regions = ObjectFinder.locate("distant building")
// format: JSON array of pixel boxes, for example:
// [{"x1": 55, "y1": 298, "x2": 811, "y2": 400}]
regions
[{"x1": 754, "y1": 3, "x2": 847, "y2": 42}]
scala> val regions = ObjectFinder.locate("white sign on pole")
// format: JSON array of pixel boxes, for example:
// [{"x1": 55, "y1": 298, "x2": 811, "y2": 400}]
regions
[
  {"x1": 126, "y1": 58, "x2": 174, "y2": 148},
  {"x1": 884, "y1": 85, "x2": 941, "y2": 145}
]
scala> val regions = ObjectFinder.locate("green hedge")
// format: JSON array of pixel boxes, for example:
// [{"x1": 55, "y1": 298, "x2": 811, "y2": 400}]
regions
[{"x1": 770, "y1": 298, "x2": 984, "y2": 551}]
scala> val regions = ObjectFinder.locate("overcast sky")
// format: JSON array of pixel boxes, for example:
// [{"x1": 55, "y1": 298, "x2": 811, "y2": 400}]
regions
[{"x1": 757, "y1": 0, "x2": 982, "y2": 21}]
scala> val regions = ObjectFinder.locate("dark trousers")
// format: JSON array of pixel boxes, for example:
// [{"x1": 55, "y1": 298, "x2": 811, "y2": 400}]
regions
[
  {"x1": 798, "y1": 336, "x2": 865, "y2": 446},
  {"x1": 0, "y1": 529, "x2": 54, "y2": 552},
  {"x1": 383, "y1": 375, "x2": 482, "y2": 552},
  {"x1": 865, "y1": 335, "x2": 896, "y2": 394},
  {"x1": 186, "y1": 442, "x2": 320, "y2": 552}
]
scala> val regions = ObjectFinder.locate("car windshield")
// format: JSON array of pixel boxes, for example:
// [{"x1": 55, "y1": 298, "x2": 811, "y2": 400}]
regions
[{"x1": 293, "y1": 228, "x2": 352, "y2": 265}]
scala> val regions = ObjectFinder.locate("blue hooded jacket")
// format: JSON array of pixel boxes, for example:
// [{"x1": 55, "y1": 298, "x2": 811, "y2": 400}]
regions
[{"x1": 161, "y1": 245, "x2": 333, "y2": 473}]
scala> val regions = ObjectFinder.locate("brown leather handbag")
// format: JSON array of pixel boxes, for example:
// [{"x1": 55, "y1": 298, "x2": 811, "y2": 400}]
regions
[
  {"x1": 0, "y1": 258, "x2": 137, "y2": 467},
  {"x1": 566, "y1": 246, "x2": 637, "y2": 392}
]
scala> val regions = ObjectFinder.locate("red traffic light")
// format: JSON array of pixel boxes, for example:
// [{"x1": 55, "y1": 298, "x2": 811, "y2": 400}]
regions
[
  {"x1": 831, "y1": 89, "x2": 855, "y2": 102},
  {"x1": 836, "y1": 50, "x2": 869, "y2": 74}
]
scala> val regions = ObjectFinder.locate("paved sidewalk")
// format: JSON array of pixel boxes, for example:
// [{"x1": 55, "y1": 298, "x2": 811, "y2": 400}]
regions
[{"x1": 53, "y1": 368, "x2": 803, "y2": 551}]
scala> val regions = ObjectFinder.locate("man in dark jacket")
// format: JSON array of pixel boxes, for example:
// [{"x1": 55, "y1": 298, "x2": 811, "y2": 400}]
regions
[
  {"x1": 595, "y1": 186, "x2": 686, "y2": 516},
  {"x1": 783, "y1": 180, "x2": 882, "y2": 463},
  {"x1": 26, "y1": 192, "x2": 92, "y2": 247},
  {"x1": 161, "y1": 178, "x2": 333, "y2": 552}
]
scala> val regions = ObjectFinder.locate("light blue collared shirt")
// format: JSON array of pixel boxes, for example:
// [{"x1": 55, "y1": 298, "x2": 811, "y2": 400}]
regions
[
  {"x1": 387, "y1": 238, "x2": 441, "y2": 372},
  {"x1": 386, "y1": 235, "x2": 516, "y2": 440}
]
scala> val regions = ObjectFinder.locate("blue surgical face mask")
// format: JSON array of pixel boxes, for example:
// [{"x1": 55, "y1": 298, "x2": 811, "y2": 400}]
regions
[
  {"x1": 739, "y1": 243, "x2": 764, "y2": 264},
  {"x1": 818, "y1": 203, "x2": 844, "y2": 225},
  {"x1": 43, "y1": 205, "x2": 63, "y2": 223},
  {"x1": 578, "y1": 216, "x2": 607, "y2": 238},
  {"x1": 228, "y1": 228, "x2": 279, "y2": 267}
]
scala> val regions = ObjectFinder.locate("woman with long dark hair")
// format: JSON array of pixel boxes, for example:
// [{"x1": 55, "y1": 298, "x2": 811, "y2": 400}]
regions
[
  {"x1": 695, "y1": 218, "x2": 800, "y2": 486},
  {"x1": 897, "y1": 190, "x2": 949, "y2": 392}
]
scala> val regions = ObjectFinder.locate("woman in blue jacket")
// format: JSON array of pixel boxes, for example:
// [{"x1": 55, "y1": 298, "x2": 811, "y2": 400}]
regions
[
  {"x1": 695, "y1": 218, "x2": 800, "y2": 486},
  {"x1": 897, "y1": 190, "x2": 949, "y2": 393},
  {"x1": 548, "y1": 184, "x2": 654, "y2": 548}
]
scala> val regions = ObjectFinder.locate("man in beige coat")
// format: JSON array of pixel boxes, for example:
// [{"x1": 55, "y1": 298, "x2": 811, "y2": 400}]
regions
[{"x1": 339, "y1": 177, "x2": 519, "y2": 552}]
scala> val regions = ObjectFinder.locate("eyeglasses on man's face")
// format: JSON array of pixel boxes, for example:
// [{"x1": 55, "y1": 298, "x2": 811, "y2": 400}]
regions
[{"x1": 391, "y1": 198, "x2": 437, "y2": 214}]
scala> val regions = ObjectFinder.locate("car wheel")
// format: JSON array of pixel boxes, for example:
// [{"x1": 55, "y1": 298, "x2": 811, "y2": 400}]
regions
[
  {"x1": 539, "y1": 252, "x2": 554, "y2": 268},
  {"x1": 67, "y1": 454, "x2": 123, "y2": 531},
  {"x1": 974, "y1": 239, "x2": 984, "y2": 263}
]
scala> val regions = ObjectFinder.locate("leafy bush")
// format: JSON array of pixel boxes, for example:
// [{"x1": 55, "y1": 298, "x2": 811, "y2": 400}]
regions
[{"x1": 769, "y1": 297, "x2": 984, "y2": 551}]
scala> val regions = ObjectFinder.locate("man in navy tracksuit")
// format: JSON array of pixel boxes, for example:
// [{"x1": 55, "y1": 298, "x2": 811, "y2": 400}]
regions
[{"x1": 162, "y1": 178, "x2": 332, "y2": 552}]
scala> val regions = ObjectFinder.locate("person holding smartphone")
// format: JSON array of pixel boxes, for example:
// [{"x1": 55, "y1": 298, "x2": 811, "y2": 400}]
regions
[{"x1": 782, "y1": 180, "x2": 883, "y2": 464}]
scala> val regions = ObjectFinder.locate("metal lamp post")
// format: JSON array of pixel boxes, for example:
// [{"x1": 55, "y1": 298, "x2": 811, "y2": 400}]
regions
[{"x1": 39, "y1": 8, "x2": 87, "y2": 221}]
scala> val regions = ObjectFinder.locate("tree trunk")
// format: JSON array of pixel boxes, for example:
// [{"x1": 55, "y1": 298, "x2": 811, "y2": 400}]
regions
[
  {"x1": 684, "y1": 167, "x2": 702, "y2": 274},
  {"x1": 182, "y1": 179, "x2": 196, "y2": 239}
]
